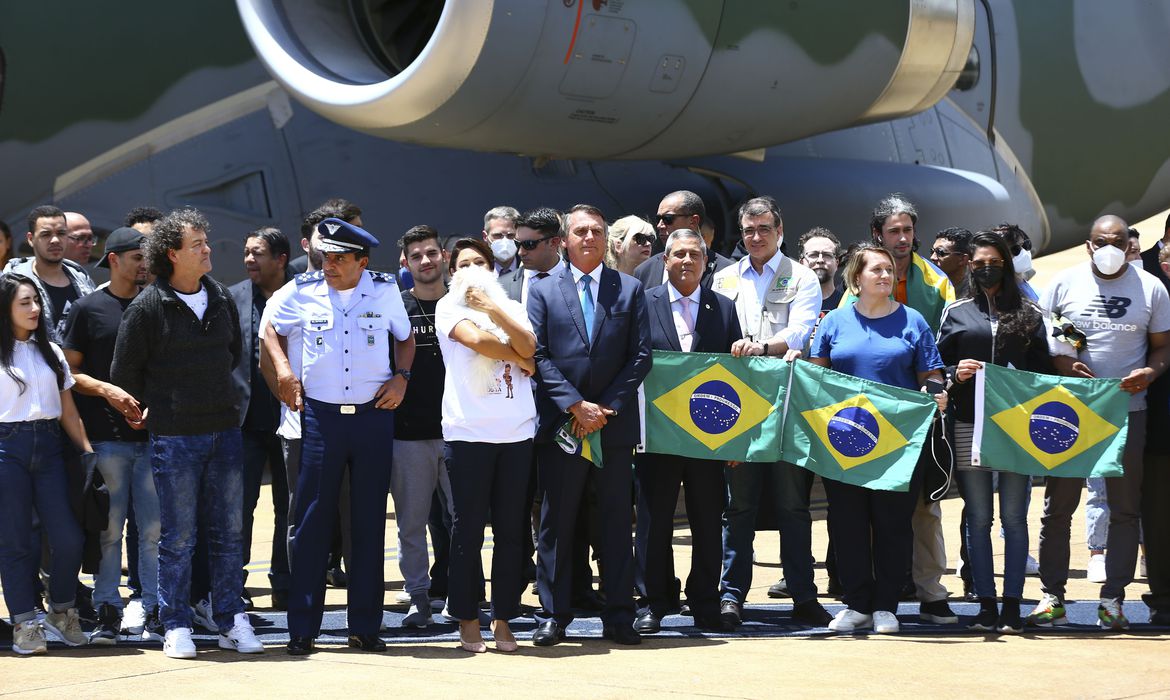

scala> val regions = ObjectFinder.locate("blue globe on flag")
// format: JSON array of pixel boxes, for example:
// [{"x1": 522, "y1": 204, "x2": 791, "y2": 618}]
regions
[
  {"x1": 1029, "y1": 401, "x2": 1080, "y2": 454},
  {"x1": 689, "y1": 380, "x2": 742, "y2": 434},
  {"x1": 827, "y1": 406, "x2": 880, "y2": 457}
]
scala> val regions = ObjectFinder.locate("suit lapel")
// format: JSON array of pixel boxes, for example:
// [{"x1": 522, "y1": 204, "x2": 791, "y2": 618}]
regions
[
  {"x1": 591, "y1": 267, "x2": 620, "y2": 346},
  {"x1": 651, "y1": 287, "x2": 682, "y2": 352},
  {"x1": 693, "y1": 288, "x2": 722, "y2": 351},
  {"x1": 558, "y1": 268, "x2": 590, "y2": 346}
]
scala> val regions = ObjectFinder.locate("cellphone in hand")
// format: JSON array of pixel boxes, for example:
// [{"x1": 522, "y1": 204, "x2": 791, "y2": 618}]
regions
[{"x1": 924, "y1": 378, "x2": 946, "y2": 395}]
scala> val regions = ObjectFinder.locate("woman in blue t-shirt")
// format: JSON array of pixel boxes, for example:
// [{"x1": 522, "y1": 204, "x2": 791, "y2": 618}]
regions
[{"x1": 809, "y1": 244, "x2": 946, "y2": 634}]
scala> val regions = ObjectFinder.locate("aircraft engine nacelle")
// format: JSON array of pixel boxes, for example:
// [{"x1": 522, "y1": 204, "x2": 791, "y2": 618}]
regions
[{"x1": 237, "y1": 0, "x2": 974, "y2": 159}]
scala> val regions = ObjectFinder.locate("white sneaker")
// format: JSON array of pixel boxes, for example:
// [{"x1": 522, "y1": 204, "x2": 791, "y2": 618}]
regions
[
  {"x1": 1087, "y1": 554, "x2": 1107, "y2": 583},
  {"x1": 190, "y1": 598, "x2": 215, "y2": 631},
  {"x1": 394, "y1": 590, "x2": 412, "y2": 604},
  {"x1": 12, "y1": 620, "x2": 47, "y2": 655},
  {"x1": 163, "y1": 627, "x2": 197, "y2": 659},
  {"x1": 218, "y1": 612, "x2": 264, "y2": 653},
  {"x1": 828, "y1": 608, "x2": 872, "y2": 632},
  {"x1": 440, "y1": 603, "x2": 457, "y2": 622},
  {"x1": 121, "y1": 598, "x2": 146, "y2": 635},
  {"x1": 1025, "y1": 554, "x2": 1040, "y2": 576},
  {"x1": 44, "y1": 608, "x2": 87, "y2": 646},
  {"x1": 872, "y1": 611, "x2": 900, "y2": 634}
]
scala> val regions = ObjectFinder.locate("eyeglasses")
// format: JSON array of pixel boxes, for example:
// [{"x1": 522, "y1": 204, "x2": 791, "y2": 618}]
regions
[
  {"x1": 517, "y1": 236, "x2": 554, "y2": 251},
  {"x1": 631, "y1": 233, "x2": 656, "y2": 246},
  {"x1": 741, "y1": 224, "x2": 776, "y2": 238},
  {"x1": 930, "y1": 247, "x2": 959, "y2": 258},
  {"x1": 802, "y1": 251, "x2": 836, "y2": 261},
  {"x1": 67, "y1": 235, "x2": 96, "y2": 245}
]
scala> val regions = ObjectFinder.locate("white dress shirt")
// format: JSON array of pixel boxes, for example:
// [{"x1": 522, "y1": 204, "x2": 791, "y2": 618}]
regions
[{"x1": 0, "y1": 341, "x2": 75, "y2": 422}]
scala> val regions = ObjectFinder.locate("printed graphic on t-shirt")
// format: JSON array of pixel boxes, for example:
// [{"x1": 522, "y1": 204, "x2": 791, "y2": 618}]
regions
[{"x1": 1078, "y1": 295, "x2": 1138, "y2": 331}]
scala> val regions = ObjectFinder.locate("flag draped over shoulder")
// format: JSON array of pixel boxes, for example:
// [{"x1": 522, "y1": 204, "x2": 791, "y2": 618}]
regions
[
  {"x1": 838, "y1": 253, "x2": 954, "y2": 333},
  {"x1": 972, "y1": 363, "x2": 1128, "y2": 478},
  {"x1": 643, "y1": 350, "x2": 787, "y2": 463},
  {"x1": 781, "y1": 361, "x2": 937, "y2": 491}
]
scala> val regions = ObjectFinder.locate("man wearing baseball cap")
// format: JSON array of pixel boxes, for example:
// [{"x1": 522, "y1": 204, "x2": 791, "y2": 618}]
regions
[
  {"x1": 265, "y1": 218, "x2": 415, "y2": 654},
  {"x1": 62, "y1": 227, "x2": 161, "y2": 644}
]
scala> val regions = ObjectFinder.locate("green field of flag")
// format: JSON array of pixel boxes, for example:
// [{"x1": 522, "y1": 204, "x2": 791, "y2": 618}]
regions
[
  {"x1": 781, "y1": 361, "x2": 937, "y2": 491},
  {"x1": 972, "y1": 363, "x2": 1128, "y2": 477},
  {"x1": 643, "y1": 351, "x2": 787, "y2": 463}
]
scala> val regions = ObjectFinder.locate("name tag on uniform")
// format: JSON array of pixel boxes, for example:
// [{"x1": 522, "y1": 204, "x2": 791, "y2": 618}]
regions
[
  {"x1": 367, "y1": 334, "x2": 376, "y2": 347},
  {"x1": 316, "y1": 336, "x2": 324, "y2": 346},
  {"x1": 359, "y1": 312, "x2": 382, "y2": 319}
]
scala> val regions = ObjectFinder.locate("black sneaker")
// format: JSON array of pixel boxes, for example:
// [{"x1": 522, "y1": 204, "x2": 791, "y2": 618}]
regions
[
  {"x1": 919, "y1": 598, "x2": 959, "y2": 624},
  {"x1": 767, "y1": 579, "x2": 790, "y2": 599},
  {"x1": 142, "y1": 606, "x2": 164, "y2": 642},
  {"x1": 967, "y1": 598, "x2": 998, "y2": 631},
  {"x1": 75, "y1": 584, "x2": 99, "y2": 624},
  {"x1": 791, "y1": 599, "x2": 833, "y2": 627},
  {"x1": 89, "y1": 604, "x2": 120, "y2": 646},
  {"x1": 997, "y1": 597, "x2": 1023, "y2": 634}
]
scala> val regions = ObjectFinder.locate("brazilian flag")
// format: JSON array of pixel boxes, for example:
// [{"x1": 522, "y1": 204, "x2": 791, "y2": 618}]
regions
[
  {"x1": 972, "y1": 364, "x2": 1128, "y2": 477},
  {"x1": 643, "y1": 351, "x2": 787, "y2": 463},
  {"x1": 555, "y1": 417, "x2": 604, "y2": 468},
  {"x1": 781, "y1": 361, "x2": 937, "y2": 491}
]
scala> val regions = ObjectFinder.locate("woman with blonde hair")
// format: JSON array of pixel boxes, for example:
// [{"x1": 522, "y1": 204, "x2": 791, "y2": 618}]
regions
[{"x1": 606, "y1": 216, "x2": 655, "y2": 275}]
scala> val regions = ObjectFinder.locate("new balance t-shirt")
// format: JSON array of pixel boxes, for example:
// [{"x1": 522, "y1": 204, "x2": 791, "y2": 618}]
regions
[{"x1": 1041, "y1": 262, "x2": 1170, "y2": 411}]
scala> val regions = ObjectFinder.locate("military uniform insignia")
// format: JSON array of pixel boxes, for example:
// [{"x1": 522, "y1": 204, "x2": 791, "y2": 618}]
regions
[
  {"x1": 295, "y1": 270, "x2": 325, "y2": 285},
  {"x1": 369, "y1": 271, "x2": 397, "y2": 284}
]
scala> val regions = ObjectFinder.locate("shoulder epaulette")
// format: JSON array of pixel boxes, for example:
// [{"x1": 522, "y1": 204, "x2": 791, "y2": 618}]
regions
[
  {"x1": 369, "y1": 271, "x2": 397, "y2": 284},
  {"x1": 295, "y1": 270, "x2": 324, "y2": 285}
]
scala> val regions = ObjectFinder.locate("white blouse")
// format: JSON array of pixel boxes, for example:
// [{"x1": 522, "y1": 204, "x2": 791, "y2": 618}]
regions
[{"x1": 0, "y1": 340, "x2": 75, "y2": 422}]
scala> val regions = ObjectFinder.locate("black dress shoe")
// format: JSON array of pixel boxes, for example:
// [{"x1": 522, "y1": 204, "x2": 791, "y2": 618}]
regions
[
  {"x1": 693, "y1": 614, "x2": 734, "y2": 632},
  {"x1": 720, "y1": 600, "x2": 742, "y2": 629},
  {"x1": 271, "y1": 588, "x2": 289, "y2": 612},
  {"x1": 633, "y1": 611, "x2": 661, "y2": 634},
  {"x1": 531, "y1": 620, "x2": 566, "y2": 647},
  {"x1": 287, "y1": 636, "x2": 316, "y2": 655},
  {"x1": 326, "y1": 567, "x2": 349, "y2": 588},
  {"x1": 348, "y1": 634, "x2": 386, "y2": 652},
  {"x1": 791, "y1": 600, "x2": 833, "y2": 627},
  {"x1": 602, "y1": 623, "x2": 642, "y2": 645},
  {"x1": 678, "y1": 602, "x2": 693, "y2": 617}
]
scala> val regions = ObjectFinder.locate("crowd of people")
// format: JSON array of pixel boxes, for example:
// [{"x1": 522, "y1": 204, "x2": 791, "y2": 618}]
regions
[{"x1": 2, "y1": 190, "x2": 1170, "y2": 659}]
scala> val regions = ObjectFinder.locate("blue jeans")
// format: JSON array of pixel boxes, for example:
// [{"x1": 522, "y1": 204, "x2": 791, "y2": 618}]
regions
[
  {"x1": 93, "y1": 441, "x2": 159, "y2": 610},
  {"x1": 152, "y1": 430, "x2": 245, "y2": 633},
  {"x1": 1086, "y1": 477, "x2": 1109, "y2": 551},
  {"x1": 0, "y1": 421, "x2": 83, "y2": 624},
  {"x1": 958, "y1": 469, "x2": 1030, "y2": 599},
  {"x1": 721, "y1": 461, "x2": 816, "y2": 604}
]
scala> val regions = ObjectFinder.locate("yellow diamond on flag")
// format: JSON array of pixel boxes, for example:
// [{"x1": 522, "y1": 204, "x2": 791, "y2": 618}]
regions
[
  {"x1": 651, "y1": 363, "x2": 775, "y2": 451},
  {"x1": 801, "y1": 394, "x2": 908, "y2": 470},
  {"x1": 990, "y1": 385, "x2": 1120, "y2": 470}
]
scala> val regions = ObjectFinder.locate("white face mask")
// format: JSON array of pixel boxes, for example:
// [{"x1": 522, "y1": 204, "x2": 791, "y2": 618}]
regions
[
  {"x1": 1130, "y1": 258, "x2": 1145, "y2": 272},
  {"x1": 490, "y1": 237, "x2": 517, "y2": 264},
  {"x1": 1092, "y1": 244, "x2": 1126, "y2": 275},
  {"x1": 1012, "y1": 247, "x2": 1033, "y2": 274}
]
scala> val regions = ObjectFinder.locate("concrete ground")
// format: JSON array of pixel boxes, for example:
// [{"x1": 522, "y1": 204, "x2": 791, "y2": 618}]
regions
[{"x1": 4, "y1": 476, "x2": 1170, "y2": 699}]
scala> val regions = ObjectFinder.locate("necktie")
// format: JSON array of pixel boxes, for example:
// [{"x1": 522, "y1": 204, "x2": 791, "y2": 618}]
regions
[
  {"x1": 679, "y1": 296, "x2": 695, "y2": 334},
  {"x1": 581, "y1": 274, "x2": 595, "y2": 339},
  {"x1": 536, "y1": 272, "x2": 549, "y2": 279}
]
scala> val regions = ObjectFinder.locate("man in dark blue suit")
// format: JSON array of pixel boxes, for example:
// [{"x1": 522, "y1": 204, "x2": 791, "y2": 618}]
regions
[
  {"x1": 634, "y1": 230, "x2": 741, "y2": 634},
  {"x1": 528, "y1": 204, "x2": 652, "y2": 646}
]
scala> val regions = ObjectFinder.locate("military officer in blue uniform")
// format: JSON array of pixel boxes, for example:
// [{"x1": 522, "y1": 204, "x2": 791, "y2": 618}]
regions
[{"x1": 264, "y1": 218, "x2": 415, "y2": 655}]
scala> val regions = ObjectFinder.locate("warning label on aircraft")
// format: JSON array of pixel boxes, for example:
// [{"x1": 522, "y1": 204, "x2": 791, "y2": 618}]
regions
[{"x1": 568, "y1": 109, "x2": 619, "y2": 125}]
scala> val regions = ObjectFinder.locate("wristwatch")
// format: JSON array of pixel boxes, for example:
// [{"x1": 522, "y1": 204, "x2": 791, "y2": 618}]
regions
[{"x1": 394, "y1": 368, "x2": 412, "y2": 381}]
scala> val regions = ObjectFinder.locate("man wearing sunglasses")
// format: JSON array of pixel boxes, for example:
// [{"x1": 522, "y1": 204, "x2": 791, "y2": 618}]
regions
[
  {"x1": 930, "y1": 227, "x2": 973, "y2": 298},
  {"x1": 635, "y1": 191, "x2": 731, "y2": 291},
  {"x1": 501, "y1": 207, "x2": 564, "y2": 305}
]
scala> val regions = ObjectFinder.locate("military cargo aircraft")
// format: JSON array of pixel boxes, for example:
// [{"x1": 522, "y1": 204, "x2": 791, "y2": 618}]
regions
[{"x1": 2, "y1": 1, "x2": 1168, "y2": 281}]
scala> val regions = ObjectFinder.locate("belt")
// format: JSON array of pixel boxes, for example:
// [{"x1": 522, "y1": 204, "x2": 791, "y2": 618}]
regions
[{"x1": 305, "y1": 398, "x2": 379, "y2": 415}]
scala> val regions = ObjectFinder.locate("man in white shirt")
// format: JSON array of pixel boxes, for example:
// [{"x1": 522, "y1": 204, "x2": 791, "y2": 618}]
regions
[{"x1": 709, "y1": 196, "x2": 827, "y2": 629}]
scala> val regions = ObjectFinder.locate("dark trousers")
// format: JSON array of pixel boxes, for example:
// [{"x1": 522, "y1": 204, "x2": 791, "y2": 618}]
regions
[
  {"x1": 634, "y1": 453, "x2": 725, "y2": 619},
  {"x1": 242, "y1": 429, "x2": 289, "y2": 592},
  {"x1": 428, "y1": 488, "x2": 452, "y2": 597},
  {"x1": 282, "y1": 438, "x2": 350, "y2": 575},
  {"x1": 445, "y1": 440, "x2": 532, "y2": 622},
  {"x1": 288, "y1": 401, "x2": 391, "y2": 637},
  {"x1": 536, "y1": 443, "x2": 635, "y2": 626},
  {"x1": 823, "y1": 475, "x2": 918, "y2": 614},
  {"x1": 1142, "y1": 452, "x2": 1170, "y2": 612}
]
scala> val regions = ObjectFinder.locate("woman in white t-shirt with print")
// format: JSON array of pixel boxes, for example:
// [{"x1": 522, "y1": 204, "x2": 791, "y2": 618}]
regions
[
  {"x1": 435, "y1": 239, "x2": 537, "y2": 653},
  {"x1": 0, "y1": 274, "x2": 95, "y2": 654}
]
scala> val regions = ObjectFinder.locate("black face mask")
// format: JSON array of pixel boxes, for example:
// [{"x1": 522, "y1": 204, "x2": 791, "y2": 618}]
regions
[{"x1": 971, "y1": 266, "x2": 1004, "y2": 288}]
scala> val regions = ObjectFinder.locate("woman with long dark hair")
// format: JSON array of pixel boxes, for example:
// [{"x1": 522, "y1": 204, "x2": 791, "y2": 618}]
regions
[
  {"x1": 0, "y1": 273, "x2": 94, "y2": 654},
  {"x1": 936, "y1": 231, "x2": 1054, "y2": 633}
]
